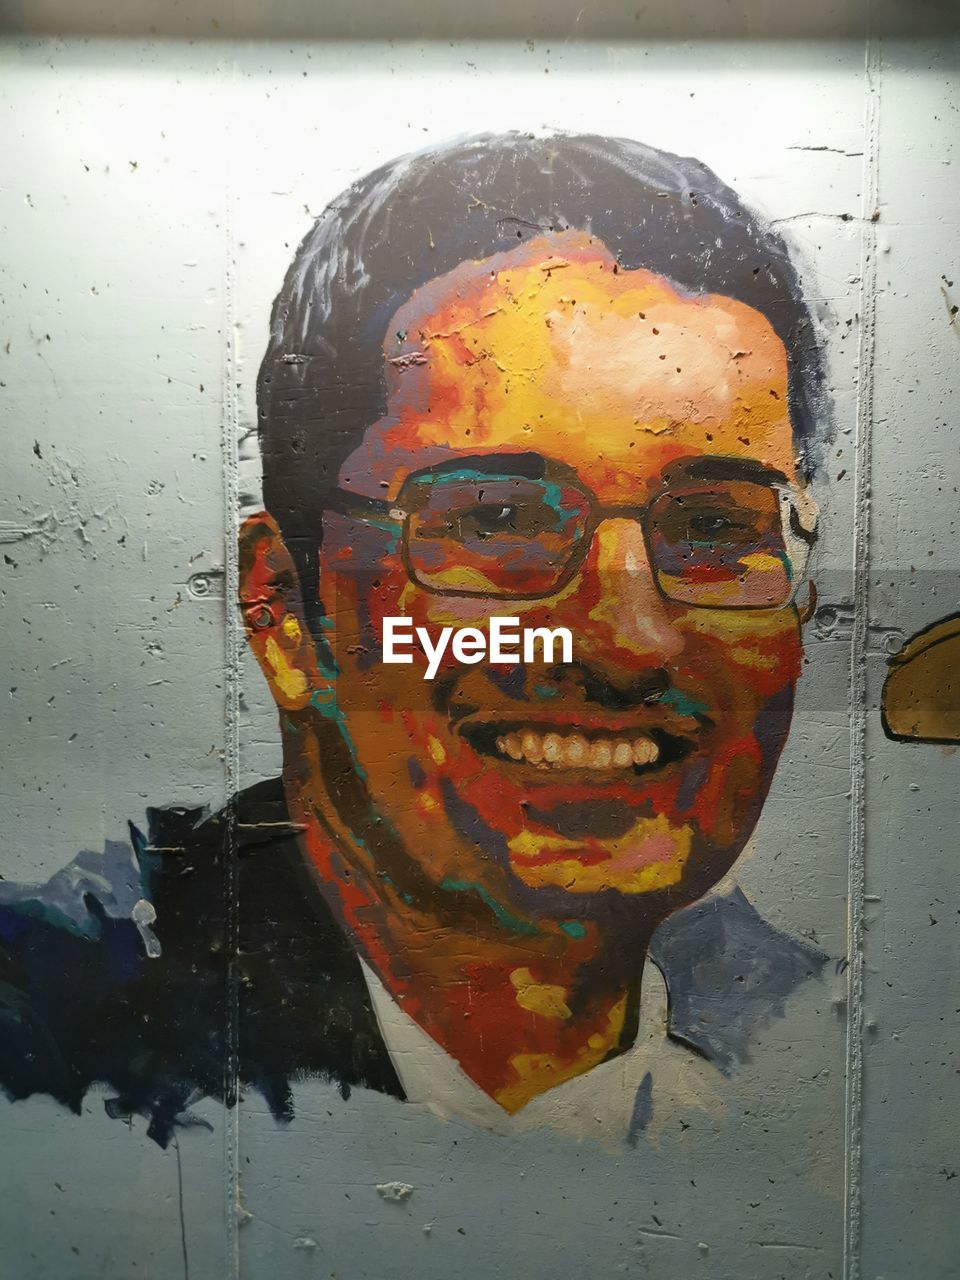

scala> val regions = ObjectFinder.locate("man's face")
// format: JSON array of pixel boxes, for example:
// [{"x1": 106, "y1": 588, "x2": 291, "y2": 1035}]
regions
[{"x1": 278, "y1": 233, "x2": 808, "y2": 922}]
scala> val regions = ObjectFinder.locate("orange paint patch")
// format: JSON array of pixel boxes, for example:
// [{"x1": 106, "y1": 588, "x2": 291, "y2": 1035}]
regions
[{"x1": 373, "y1": 231, "x2": 798, "y2": 503}]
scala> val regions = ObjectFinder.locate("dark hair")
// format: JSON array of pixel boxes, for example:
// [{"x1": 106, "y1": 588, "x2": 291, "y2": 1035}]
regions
[{"x1": 258, "y1": 131, "x2": 828, "y2": 594}]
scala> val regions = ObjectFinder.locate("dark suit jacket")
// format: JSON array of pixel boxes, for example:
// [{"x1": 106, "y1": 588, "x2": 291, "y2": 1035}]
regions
[{"x1": 0, "y1": 778, "x2": 825, "y2": 1147}]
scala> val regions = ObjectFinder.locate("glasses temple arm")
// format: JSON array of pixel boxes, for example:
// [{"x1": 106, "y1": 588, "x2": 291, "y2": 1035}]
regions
[{"x1": 326, "y1": 489, "x2": 401, "y2": 522}]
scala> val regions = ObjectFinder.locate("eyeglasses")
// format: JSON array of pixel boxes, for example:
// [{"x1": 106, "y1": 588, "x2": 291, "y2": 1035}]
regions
[{"x1": 326, "y1": 454, "x2": 818, "y2": 610}]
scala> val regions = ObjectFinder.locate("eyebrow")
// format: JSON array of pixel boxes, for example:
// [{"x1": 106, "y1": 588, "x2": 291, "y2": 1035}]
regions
[
  {"x1": 324, "y1": 454, "x2": 557, "y2": 523},
  {"x1": 663, "y1": 455, "x2": 792, "y2": 487},
  {"x1": 328, "y1": 450, "x2": 797, "y2": 520},
  {"x1": 416, "y1": 452, "x2": 550, "y2": 481},
  {"x1": 412, "y1": 452, "x2": 793, "y2": 489}
]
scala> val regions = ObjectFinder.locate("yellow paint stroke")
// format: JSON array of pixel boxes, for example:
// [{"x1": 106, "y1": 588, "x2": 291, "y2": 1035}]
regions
[
  {"x1": 264, "y1": 635, "x2": 308, "y2": 702},
  {"x1": 495, "y1": 994, "x2": 628, "y2": 1113},
  {"x1": 281, "y1": 612, "x2": 302, "y2": 642},
  {"x1": 509, "y1": 968, "x2": 572, "y2": 1020},
  {"x1": 730, "y1": 644, "x2": 780, "y2": 671},
  {"x1": 396, "y1": 581, "x2": 418, "y2": 613},
  {"x1": 682, "y1": 607, "x2": 791, "y2": 642},
  {"x1": 416, "y1": 563, "x2": 504, "y2": 595},
  {"x1": 739, "y1": 551, "x2": 784, "y2": 575},
  {"x1": 426, "y1": 735, "x2": 446, "y2": 766}
]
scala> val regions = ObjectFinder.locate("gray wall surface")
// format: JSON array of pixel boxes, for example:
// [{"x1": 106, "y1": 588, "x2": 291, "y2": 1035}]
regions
[{"x1": 0, "y1": 5, "x2": 957, "y2": 1278}]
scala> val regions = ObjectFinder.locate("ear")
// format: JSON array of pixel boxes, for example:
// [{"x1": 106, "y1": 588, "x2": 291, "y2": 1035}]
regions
[
  {"x1": 238, "y1": 513, "x2": 329, "y2": 712},
  {"x1": 798, "y1": 579, "x2": 818, "y2": 626}
]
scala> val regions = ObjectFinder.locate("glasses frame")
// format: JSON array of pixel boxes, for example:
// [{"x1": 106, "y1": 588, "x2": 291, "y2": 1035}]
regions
[{"x1": 324, "y1": 454, "x2": 818, "y2": 611}]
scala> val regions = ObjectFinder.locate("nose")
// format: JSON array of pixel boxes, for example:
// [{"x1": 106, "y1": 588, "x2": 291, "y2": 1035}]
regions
[{"x1": 555, "y1": 517, "x2": 685, "y2": 670}]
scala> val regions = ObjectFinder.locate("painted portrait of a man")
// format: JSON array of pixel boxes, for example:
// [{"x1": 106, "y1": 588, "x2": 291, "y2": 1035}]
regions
[{"x1": 1, "y1": 132, "x2": 829, "y2": 1146}]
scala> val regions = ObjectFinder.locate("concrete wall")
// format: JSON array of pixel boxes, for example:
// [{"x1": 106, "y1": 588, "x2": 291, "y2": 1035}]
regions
[{"x1": 0, "y1": 5, "x2": 957, "y2": 1277}]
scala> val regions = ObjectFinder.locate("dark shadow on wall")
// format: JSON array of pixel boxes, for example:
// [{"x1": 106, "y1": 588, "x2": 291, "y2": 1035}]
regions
[{"x1": 2, "y1": 0, "x2": 960, "y2": 42}]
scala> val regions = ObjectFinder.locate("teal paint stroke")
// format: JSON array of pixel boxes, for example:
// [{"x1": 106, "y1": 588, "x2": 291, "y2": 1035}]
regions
[
  {"x1": 559, "y1": 920, "x2": 587, "y2": 939},
  {"x1": 441, "y1": 877, "x2": 540, "y2": 936}
]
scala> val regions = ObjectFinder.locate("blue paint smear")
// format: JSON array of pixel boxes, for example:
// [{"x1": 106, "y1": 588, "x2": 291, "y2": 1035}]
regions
[
  {"x1": 486, "y1": 663, "x2": 528, "y2": 701},
  {"x1": 650, "y1": 886, "x2": 828, "y2": 1073}
]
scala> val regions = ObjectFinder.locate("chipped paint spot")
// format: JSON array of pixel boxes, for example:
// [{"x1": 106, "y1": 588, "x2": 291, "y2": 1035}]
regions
[{"x1": 376, "y1": 1182, "x2": 414, "y2": 1203}]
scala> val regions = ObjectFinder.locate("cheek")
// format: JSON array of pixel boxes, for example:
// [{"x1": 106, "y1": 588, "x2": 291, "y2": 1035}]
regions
[
  {"x1": 323, "y1": 528, "x2": 410, "y2": 657},
  {"x1": 321, "y1": 546, "x2": 469, "y2": 769},
  {"x1": 339, "y1": 565, "x2": 517, "y2": 686},
  {"x1": 674, "y1": 611, "x2": 803, "y2": 706},
  {"x1": 674, "y1": 616, "x2": 800, "y2": 841}
]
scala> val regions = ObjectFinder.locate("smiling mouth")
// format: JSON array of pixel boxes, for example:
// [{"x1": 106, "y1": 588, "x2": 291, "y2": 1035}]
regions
[{"x1": 460, "y1": 722, "x2": 697, "y2": 775}]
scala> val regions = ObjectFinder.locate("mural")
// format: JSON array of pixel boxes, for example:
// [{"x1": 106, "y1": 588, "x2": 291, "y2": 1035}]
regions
[{"x1": 0, "y1": 133, "x2": 832, "y2": 1146}]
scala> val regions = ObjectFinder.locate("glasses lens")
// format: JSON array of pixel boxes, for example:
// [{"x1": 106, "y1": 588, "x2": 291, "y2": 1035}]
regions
[
  {"x1": 648, "y1": 481, "x2": 796, "y2": 608},
  {"x1": 403, "y1": 469, "x2": 590, "y2": 597}
]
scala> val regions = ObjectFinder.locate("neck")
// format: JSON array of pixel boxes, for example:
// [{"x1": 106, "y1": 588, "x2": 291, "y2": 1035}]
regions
[{"x1": 284, "y1": 777, "x2": 660, "y2": 1112}]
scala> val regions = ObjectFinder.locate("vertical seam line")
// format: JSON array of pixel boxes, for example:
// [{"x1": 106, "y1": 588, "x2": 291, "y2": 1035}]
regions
[
  {"x1": 222, "y1": 44, "x2": 242, "y2": 1280},
  {"x1": 845, "y1": 23, "x2": 882, "y2": 1280}
]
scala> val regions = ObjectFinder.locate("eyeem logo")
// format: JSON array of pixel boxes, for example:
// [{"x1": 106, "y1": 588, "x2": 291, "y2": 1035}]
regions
[{"x1": 383, "y1": 617, "x2": 573, "y2": 681}]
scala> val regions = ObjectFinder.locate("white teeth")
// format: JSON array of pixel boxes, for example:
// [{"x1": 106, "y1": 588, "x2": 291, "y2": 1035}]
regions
[
  {"x1": 493, "y1": 729, "x2": 662, "y2": 770},
  {"x1": 632, "y1": 738, "x2": 659, "y2": 766}
]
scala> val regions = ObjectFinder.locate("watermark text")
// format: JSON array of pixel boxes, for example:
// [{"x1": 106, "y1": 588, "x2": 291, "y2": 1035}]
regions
[{"x1": 383, "y1": 616, "x2": 573, "y2": 680}]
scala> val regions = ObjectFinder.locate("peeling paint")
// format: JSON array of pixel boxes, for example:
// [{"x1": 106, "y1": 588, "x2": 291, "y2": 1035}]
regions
[{"x1": 376, "y1": 1182, "x2": 415, "y2": 1203}]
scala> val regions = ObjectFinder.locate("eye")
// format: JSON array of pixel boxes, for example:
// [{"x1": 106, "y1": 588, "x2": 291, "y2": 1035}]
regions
[
  {"x1": 461, "y1": 503, "x2": 518, "y2": 538},
  {"x1": 685, "y1": 511, "x2": 755, "y2": 539}
]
